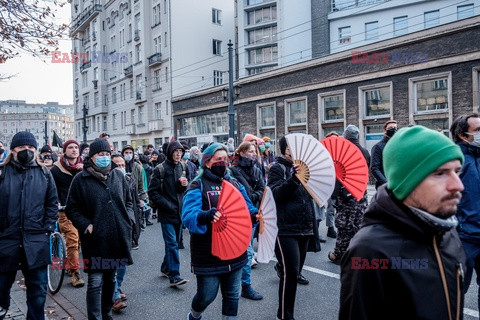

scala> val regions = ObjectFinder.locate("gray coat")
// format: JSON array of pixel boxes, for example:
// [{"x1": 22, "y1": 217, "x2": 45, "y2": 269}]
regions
[{"x1": 66, "y1": 167, "x2": 133, "y2": 272}]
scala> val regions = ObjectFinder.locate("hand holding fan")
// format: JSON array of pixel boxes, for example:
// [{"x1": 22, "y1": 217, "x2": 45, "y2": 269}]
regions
[
  {"x1": 285, "y1": 133, "x2": 336, "y2": 206},
  {"x1": 256, "y1": 186, "x2": 278, "y2": 263},
  {"x1": 321, "y1": 136, "x2": 369, "y2": 201},
  {"x1": 211, "y1": 180, "x2": 252, "y2": 260}
]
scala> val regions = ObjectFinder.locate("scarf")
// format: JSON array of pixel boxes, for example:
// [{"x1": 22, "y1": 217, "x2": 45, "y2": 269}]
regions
[
  {"x1": 84, "y1": 160, "x2": 110, "y2": 181},
  {"x1": 60, "y1": 156, "x2": 83, "y2": 174},
  {"x1": 408, "y1": 206, "x2": 458, "y2": 232}
]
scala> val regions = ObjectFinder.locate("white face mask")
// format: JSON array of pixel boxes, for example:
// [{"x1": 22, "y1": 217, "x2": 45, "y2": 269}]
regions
[
  {"x1": 124, "y1": 154, "x2": 133, "y2": 161},
  {"x1": 465, "y1": 132, "x2": 480, "y2": 148},
  {"x1": 117, "y1": 168, "x2": 127, "y2": 175}
]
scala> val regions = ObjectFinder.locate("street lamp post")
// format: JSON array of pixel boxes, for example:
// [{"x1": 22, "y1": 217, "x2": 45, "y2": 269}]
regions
[
  {"x1": 43, "y1": 120, "x2": 48, "y2": 146},
  {"x1": 82, "y1": 103, "x2": 89, "y2": 144},
  {"x1": 227, "y1": 40, "x2": 235, "y2": 140}
]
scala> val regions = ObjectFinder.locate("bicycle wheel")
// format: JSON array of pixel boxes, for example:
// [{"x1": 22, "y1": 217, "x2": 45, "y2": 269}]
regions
[{"x1": 48, "y1": 232, "x2": 66, "y2": 294}]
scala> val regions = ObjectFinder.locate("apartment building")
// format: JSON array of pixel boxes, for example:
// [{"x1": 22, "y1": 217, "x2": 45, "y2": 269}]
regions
[
  {"x1": 0, "y1": 100, "x2": 74, "y2": 148},
  {"x1": 70, "y1": 0, "x2": 234, "y2": 151}
]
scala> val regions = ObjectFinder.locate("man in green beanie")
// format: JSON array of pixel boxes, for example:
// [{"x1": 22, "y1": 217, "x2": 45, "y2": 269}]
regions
[{"x1": 339, "y1": 125, "x2": 466, "y2": 320}]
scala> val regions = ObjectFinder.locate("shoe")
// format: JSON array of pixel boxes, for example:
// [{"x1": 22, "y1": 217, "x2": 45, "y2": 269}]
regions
[
  {"x1": 132, "y1": 243, "x2": 139, "y2": 250},
  {"x1": 274, "y1": 262, "x2": 283, "y2": 278},
  {"x1": 251, "y1": 258, "x2": 258, "y2": 268},
  {"x1": 152, "y1": 213, "x2": 157, "y2": 219},
  {"x1": 169, "y1": 277, "x2": 188, "y2": 287},
  {"x1": 241, "y1": 285, "x2": 263, "y2": 300},
  {"x1": 188, "y1": 312, "x2": 202, "y2": 320},
  {"x1": 328, "y1": 251, "x2": 341, "y2": 265},
  {"x1": 119, "y1": 288, "x2": 127, "y2": 301},
  {"x1": 0, "y1": 306, "x2": 7, "y2": 320},
  {"x1": 140, "y1": 223, "x2": 146, "y2": 230},
  {"x1": 327, "y1": 227, "x2": 337, "y2": 238},
  {"x1": 178, "y1": 242, "x2": 185, "y2": 249},
  {"x1": 112, "y1": 298, "x2": 127, "y2": 313},
  {"x1": 319, "y1": 236, "x2": 327, "y2": 243},
  {"x1": 71, "y1": 271, "x2": 85, "y2": 288},
  {"x1": 297, "y1": 274, "x2": 309, "y2": 285},
  {"x1": 146, "y1": 220, "x2": 154, "y2": 226},
  {"x1": 161, "y1": 271, "x2": 169, "y2": 278}
]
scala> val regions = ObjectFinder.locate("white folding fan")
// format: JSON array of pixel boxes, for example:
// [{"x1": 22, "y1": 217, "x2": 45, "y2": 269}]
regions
[{"x1": 256, "y1": 186, "x2": 278, "y2": 264}]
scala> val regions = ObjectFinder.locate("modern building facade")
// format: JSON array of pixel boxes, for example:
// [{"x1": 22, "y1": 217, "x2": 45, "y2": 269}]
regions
[
  {"x1": 0, "y1": 100, "x2": 74, "y2": 148},
  {"x1": 70, "y1": 0, "x2": 234, "y2": 151},
  {"x1": 172, "y1": 17, "x2": 480, "y2": 153}
]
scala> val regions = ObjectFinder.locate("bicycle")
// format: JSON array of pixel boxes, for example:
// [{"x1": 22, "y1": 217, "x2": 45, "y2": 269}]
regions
[{"x1": 47, "y1": 209, "x2": 67, "y2": 295}]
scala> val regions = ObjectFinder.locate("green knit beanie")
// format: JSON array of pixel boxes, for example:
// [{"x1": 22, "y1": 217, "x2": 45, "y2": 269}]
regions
[{"x1": 383, "y1": 125, "x2": 464, "y2": 201}]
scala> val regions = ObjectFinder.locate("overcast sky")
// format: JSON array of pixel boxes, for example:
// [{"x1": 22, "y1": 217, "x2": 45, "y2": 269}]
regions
[{"x1": 0, "y1": 3, "x2": 73, "y2": 105}]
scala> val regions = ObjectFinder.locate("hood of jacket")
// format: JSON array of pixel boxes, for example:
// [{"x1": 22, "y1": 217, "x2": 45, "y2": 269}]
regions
[{"x1": 166, "y1": 141, "x2": 185, "y2": 162}]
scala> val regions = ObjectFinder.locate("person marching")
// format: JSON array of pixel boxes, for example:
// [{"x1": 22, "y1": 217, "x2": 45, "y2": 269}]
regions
[
  {"x1": 230, "y1": 142, "x2": 264, "y2": 300},
  {"x1": 182, "y1": 143, "x2": 258, "y2": 320}
]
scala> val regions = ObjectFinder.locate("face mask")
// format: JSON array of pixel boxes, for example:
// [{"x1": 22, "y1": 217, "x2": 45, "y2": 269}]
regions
[
  {"x1": 265, "y1": 142, "x2": 271, "y2": 149},
  {"x1": 0, "y1": 148, "x2": 4, "y2": 155},
  {"x1": 183, "y1": 152, "x2": 190, "y2": 160},
  {"x1": 259, "y1": 145, "x2": 266, "y2": 153},
  {"x1": 466, "y1": 132, "x2": 480, "y2": 148},
  {"x1": 117, "y1": 168, "x2": 127, "y2": 175},
  {"x1": 17, "y1": 149, "x2": 35, "y2": 164},
  {"x1": 386, "y1": 128, "x2": 397, "y2": 138},
  {"x1": 210, "y1": 161, "x2": 227, "y2": 177},
  {"x1": 124, "y1": 154, "x2": 133, "y2": 161},
  {"x1": 95, "y1": 156, "x2": 111, "y2": 168}
]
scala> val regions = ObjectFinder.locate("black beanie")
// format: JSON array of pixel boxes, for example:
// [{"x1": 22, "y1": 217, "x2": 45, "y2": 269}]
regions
[
  {"x1": 40, "y1": 145, "x2": 53, "y2": 154},
  {"x1": 279, "y1": 136, "x2": 287, "y2": 155},
  {"x1": 88, "y1": 138, "x2": 111, "y2": 157},
  {"x1": 10, "y1": 131, "x2": 38, "y2": 150}
]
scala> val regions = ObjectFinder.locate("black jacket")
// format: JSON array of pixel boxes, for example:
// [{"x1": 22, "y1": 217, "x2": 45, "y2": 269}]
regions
[
  {"x1": 66, "y1": 165, "x2": 133, "y2": 272},
  {"x1": 50, "y1": 158, "x2": 82, "y2": 206},
  {"x1": 370, "y1": 137, "x2": 388, "y2": 189},
  {"x1": 0, "y1": 157, "x2": 58, "y2": 272},
  {"x1": 230, "y1": 156, "x2": 265, "y2": 208},
  {"x1": 267, "y1": 156, "x2": 314, "y2": 236},
  {"x1": 339, "y1": 186, "x2": 466, "y2": 320}
]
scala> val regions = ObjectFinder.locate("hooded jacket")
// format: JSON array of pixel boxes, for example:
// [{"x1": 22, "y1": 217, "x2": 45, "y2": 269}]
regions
[
  {"x1": 339, "y1": 185, "x2": 466, "y2": 320},
  {"x1": 148, "y1": 141, "x2": 188, "y2": 225},
  {"x1": 370, "y1": 137, "x2": 389, "y2": 189}
]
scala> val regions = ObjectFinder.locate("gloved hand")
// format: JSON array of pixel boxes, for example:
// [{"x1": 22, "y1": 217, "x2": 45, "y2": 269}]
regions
[{"x1": 197, "y1": 207, "x2": 217, "y2": 225}]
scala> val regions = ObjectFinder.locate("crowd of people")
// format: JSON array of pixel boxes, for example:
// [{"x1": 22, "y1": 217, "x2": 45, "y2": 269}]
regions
[{"x1": 0, "y1": 112, "x2": 479, "y2": 320}]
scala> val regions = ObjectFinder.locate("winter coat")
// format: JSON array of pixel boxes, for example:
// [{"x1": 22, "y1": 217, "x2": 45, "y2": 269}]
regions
[
  {"x1": 50, "y1": 159, "x2": 82, "y2": 206},
  {"x1": 230, "y1": 156, "x2": 265, "y2": 208},
  {"x1": 370, "y1": 137, "x2": 388, "y2": 189},
  {"x1": 456, "y1": 143, "x2": 480, "y2": 243},
  {"x1": 66, "y1": 166, "x2": 133, "y2": 272},
  {"x1": 148, "y1": 141, "x2": 188, "y2": 225},
  {"x1": 126, "y1": 159, "x2": 147, "y2": 201},
  {"x1": 339, "y1": 185, "x2": 466, "y2": 320},
  {"x1": 182, "y1": 168, "x2": 258, "y2": 275},
  {"x1": 267, "y1": 156, "x2": 314, "y2": 237},
  {"x1": 0, "y1": 156, "x2": 58, "y2": 272},
  {"x1": 126, "y1": 173, "x2": 142, "y2": 245}
]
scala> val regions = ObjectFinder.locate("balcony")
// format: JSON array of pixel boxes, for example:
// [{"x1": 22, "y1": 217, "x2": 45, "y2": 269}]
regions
[
  {"x1": 80, "y1": 60, "x2": 91, "y2": 72},
  {"x1": 134, "y1": 30, "x2": 140, "y2": 41},
  {"x1": 82, "y1": 37, "x2": 90, "y2": 46},
  {"x1": 70, "y1": 4, "x2": 102, "y2": 36},
  {"x1": 148, "y1": 52, "x2": 162, "y2": 67},
  {"x1": 124, "y1": 65, "x2": 133, "y2": 77},
  {"x1": 92, "y1": 32, "x2": 97, "y2": 41},
  {"x1": 136, "y1": 91, "x2": 142, "y2": 100},
  {"x1": 331, "y1": 0, "x2": 388, "y2": 12},
  {"x1": 126, "y1": 124, "x2": 136, "y2": 134},
  {"x1": 148, "y1": 119, "x2": 165, "y2": 131}
]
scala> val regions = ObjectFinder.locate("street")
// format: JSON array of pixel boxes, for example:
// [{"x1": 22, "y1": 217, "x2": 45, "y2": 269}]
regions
[{"x1": 33, "y1": 218, "x2": 480, "y2": 320}]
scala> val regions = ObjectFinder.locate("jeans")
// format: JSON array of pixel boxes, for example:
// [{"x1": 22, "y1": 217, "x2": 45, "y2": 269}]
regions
[
  {"x1": 326, "y1": 199, "x2": 335, "y2": 228},
  {"x1": 86, "y1": 270, "x2": 116, "y2": 320},
  {"x1": 58, "y1": 212, "x2": 80, "y2": 273},
  {"x1": 191, "y1": 267, "x2": 242, "y2": 318},
  {"x1": 160, "y1": 223, "x2": 181, "y2": 279},
  {"x1": 0, "y1": 266, "x2": 48, "y2": 320},
  {"x1": 460, "y1": 239, "x2": 480, "y2": 311},
  {"x1": 241, "y1": 225, "x2": 257, "y2": 286},
  {"x1": 113, "y1": 265, "x2": 127, "y2": 301}
]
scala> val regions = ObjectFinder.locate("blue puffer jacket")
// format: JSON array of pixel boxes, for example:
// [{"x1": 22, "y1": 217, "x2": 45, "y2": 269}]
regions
[
  {"x1": 456, "y1": 143, "x2": 480, "y2": 242},
  {"x1": 0, "y1": 156, "x2": 58, "y2": 272}
]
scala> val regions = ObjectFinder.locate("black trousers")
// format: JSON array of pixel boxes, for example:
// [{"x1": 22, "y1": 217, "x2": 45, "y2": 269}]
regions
[{"x1": 274, "y1": 235, "x2": 309, "y2": 320}]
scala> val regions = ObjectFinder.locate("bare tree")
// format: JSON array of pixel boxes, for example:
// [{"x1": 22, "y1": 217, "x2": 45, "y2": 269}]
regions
[{"x1": 0, "y1": 0, "x2": 69, "y2": 63}]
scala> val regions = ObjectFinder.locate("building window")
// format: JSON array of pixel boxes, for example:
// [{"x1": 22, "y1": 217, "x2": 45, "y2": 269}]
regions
[
  {"x1": 247, "y1": 5, "x2": 276, "y2": 25},
  {"x1": 130, "y1": 80, "x2": 134, "y2": 99},
  {"x1": 416, "y1": 118, "x2": 450, "y2": 136},
  {"x1": 94, "y1": 92, "x2": 99, "y2": 108},
  {"x1": 213, "y1": 39, "x2": 222, "y2": 55},
  {"x1": 287, "y1": 99, "x2": 306, "y2": 126},
  {"x1": 248, "y1": 45, "x2": 278, "y2": 65},
  {"x1": 153, "y1": 70, "x2": 161, "y2": 90},
  {"x1": 155, "y1": 102, "x2": 162, "y2": 119},
  {"x1": 212, "y1": 8, "x2": 221, "y2": 25},
  {"x1": 213, "y1": 70, "x2": 223, "y2": 86},
  {"x1": 365, "y1": 21, "x2": 379, "y2": 40},
  {"x1": 154, "y1": 36, "x2": 161, "y2": 54},
  {"x1": 259, "y1": 104, "x2": 275, "y2": 128},
  {"x1": 138, "y1": 106, "x2": 144, "y2": 124},
  {"x1": 413, "y1": 78, "x2": 449, "y2": 113},
  {"x1": 135, "y1": 44, "x2": 141, "y2": 63},
  {"x1": 130, "y1": 109, "x2": 135, "y2": 125},
  {"x1": 113, "y1": 113, "x2": 117, "y2": 130},
  {"x1": 363, "y1": 86, "x2": 391, "y2": 117},
  {"x1": 322, "y1": 93, "x2": 344, "y2": 122},
  {"x1": 103, "y1": 116, "x2": 107, "y2": 131},
  {"x1": 339, "y1": 26, "x2": 351, "y2": 44},
  {"x1": 393, "y1": 16, "x2": 408, "y2": 36},
  {"x1": 112, "y1": 87, "x2": 117, "y2": 104},
  {"x1": 248, "y1": 26, "x2": 277, "y2": 45},
  {"x1": 153, "y1": 4, "x2": 161, "y2": 26},
  {"x1": 457, "y1": 4, "x2": 474, "y2": 20},
  {"x1": 424, "y1": 10, "x2": 440, "y2": 29}
]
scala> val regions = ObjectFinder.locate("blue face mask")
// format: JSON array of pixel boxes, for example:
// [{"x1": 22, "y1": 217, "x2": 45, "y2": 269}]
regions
[
  {"x1": 183, "y1": 152, "x2": 190, "y2": 160},
  {"x1": 259, "y1": 145, "x2": 266, "y2": 153},
  {"x1": 95, "y1": 156, "x2": 111, "y2": 168},
  {"x1": 265, "y1": 142, "x2": 271, "y2": 149}
]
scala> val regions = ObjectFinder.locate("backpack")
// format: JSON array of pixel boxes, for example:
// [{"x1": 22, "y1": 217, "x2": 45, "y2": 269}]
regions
[{"x1": 149, "y1": 161, "x2": 187, "y2": 210}]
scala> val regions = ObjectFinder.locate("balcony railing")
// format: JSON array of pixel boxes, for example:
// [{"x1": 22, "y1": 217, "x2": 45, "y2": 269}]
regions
[
  {"x1": 134, "y1": 30, "x2": 140, "y2": 41},
  {"x1": 136, "y1": 91, "x2": 142, "y2": 100},
  {"x1": 80, "y1": 60, "x2": 91, "y2": 72},
  {"x1": 124, "y1": 65, "x2": 133, "y2": 77},
  {"x1": 126, "y1": 124, "x2": 136, "y2": 134},
  {"x1": 331, "y1": 0, "x2": 388, "y2": 12},
  {"x1": 71, "y1": 4, "x2": 102, "y2": 36},
  {"x1": 148, "y1": 52, "x2": 162, "y2": 67},
  {"x1": 148, "y1": 119, "x2": 165, "y2": 131}
]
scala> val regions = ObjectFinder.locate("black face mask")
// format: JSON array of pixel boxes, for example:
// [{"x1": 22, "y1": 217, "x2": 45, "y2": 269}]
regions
[
  {"x1": 17, "y1": 149, "x2": 35, "y2": 164},
  {"x1": 386, "y1": 128, "x2": 397, "y2": 138},
  {"x1": 210, "y1": 162, "x2": 227, "y2": 177},
  {"x1": 0, "y1": 148, "x2": 4, "y2": 155}
]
